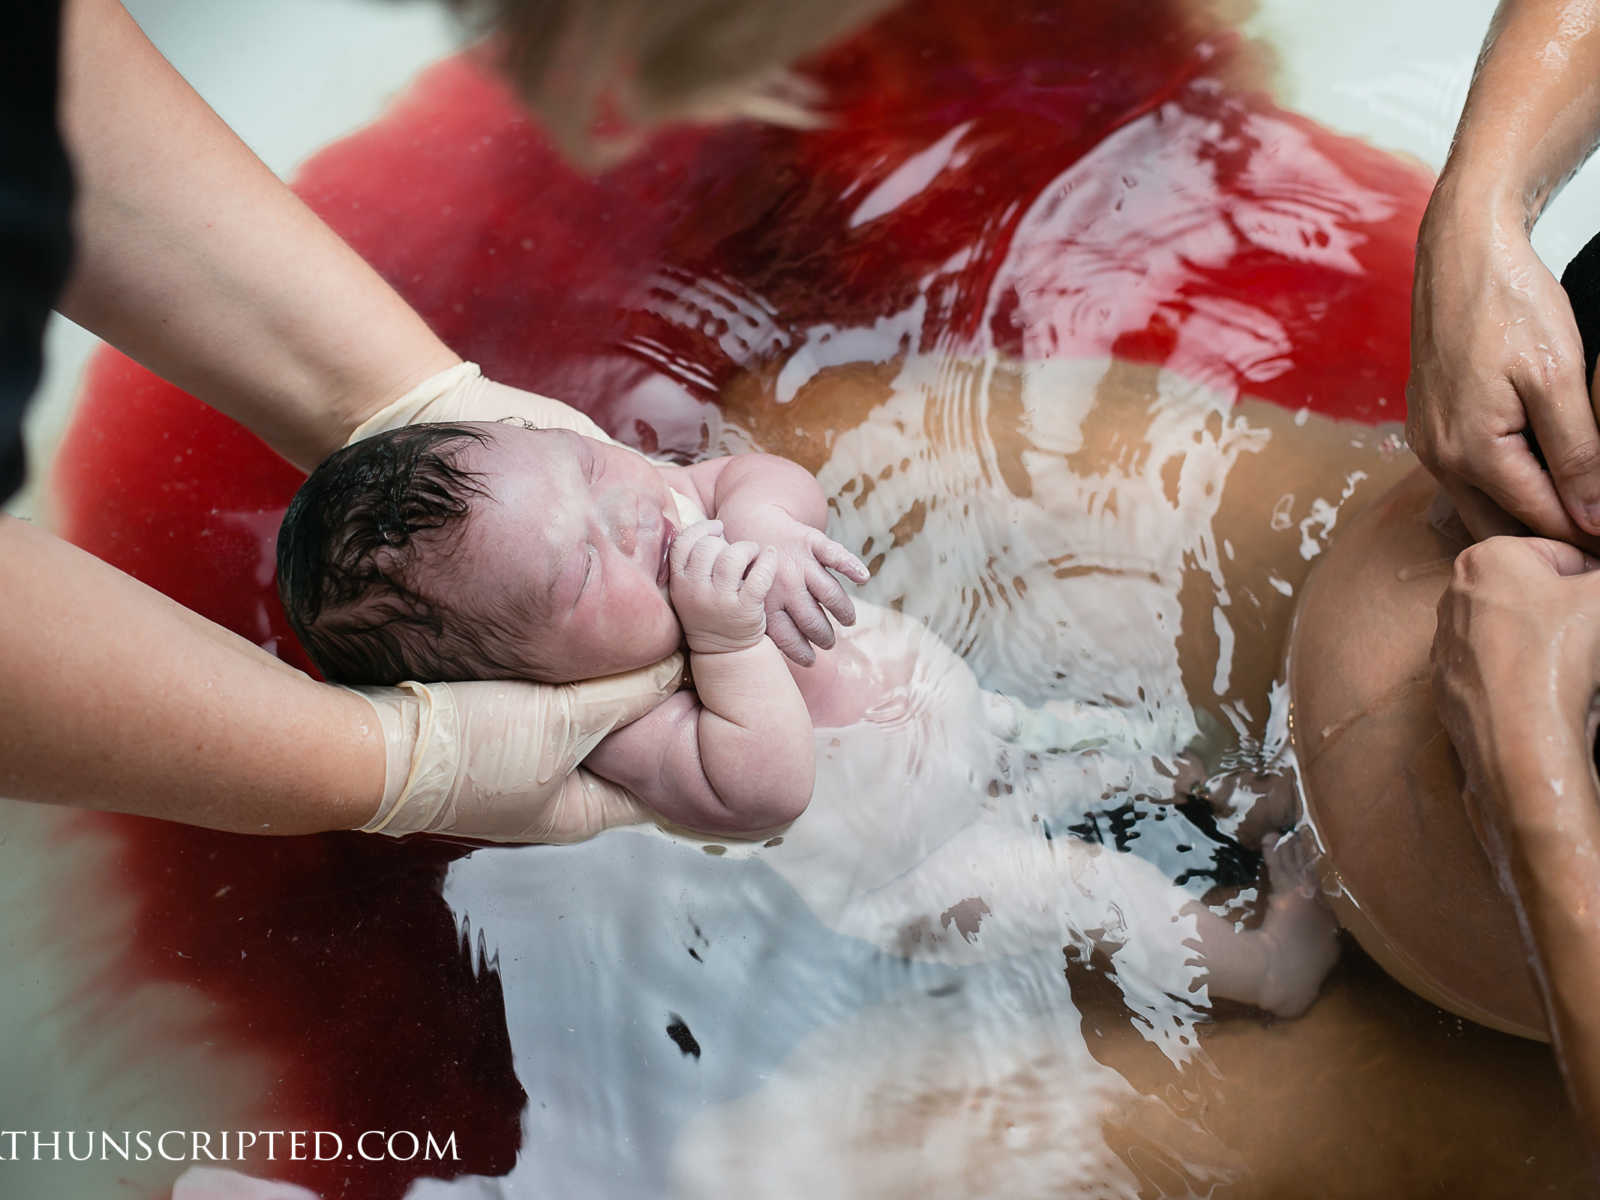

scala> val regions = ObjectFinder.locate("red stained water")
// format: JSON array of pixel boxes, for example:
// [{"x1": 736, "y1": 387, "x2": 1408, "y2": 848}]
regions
[{"x1": 47, "y1": 1, "x2": 1432, "y2": 1195}]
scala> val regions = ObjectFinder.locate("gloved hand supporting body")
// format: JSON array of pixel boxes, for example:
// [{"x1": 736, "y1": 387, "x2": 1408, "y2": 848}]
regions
[
  {"x1": 346, "y1": 360, "x2": 615, "y2": 444},
  {"x1": 351, "y1": 655, "x2": 685, "y2": 843},
  {"x1": 342, "y1": 361, "x2": 687, "y2": 844}
]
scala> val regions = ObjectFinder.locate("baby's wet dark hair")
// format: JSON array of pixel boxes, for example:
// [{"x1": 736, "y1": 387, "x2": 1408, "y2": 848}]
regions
[{"x1": 276, "y1": 424, "x2": 521, "y2": 684}]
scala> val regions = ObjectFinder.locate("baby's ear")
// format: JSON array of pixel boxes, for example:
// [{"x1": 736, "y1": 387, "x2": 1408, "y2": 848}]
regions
[{"x1": 368, "y1": 542, "x2": 407, "y2": 578}]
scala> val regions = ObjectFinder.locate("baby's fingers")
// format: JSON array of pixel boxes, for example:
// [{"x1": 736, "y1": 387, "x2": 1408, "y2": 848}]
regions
[
  {"x1": 671, "y1": 520, "x2": 725, "y2": 575},
  {"x1": 711, "y1": 539, "x2": 763, "y2": 591},
  {"x1": 766, "y1": 610, "x2": 816, "y2": 666},
  {"x1": 743, "y1": 545, "x2": 780, "y2": 604},
  {"x1": 811, "y1": 532, "x2": 871, "y2": 584},
  {"x1": 683, "y1": 524, "x2": 730, "y2": 578},
  {"x1": 787, "y1": 589, "x2": 837, "y2": 649},
  {"x1": 805, "y1": 560, "x2": 857, "y2": 628}
]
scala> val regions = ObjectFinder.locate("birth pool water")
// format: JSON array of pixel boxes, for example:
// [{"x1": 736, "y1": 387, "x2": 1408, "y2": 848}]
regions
[{"x1": 4, "y1": 1, "x2": 1597, "y2": 1196}]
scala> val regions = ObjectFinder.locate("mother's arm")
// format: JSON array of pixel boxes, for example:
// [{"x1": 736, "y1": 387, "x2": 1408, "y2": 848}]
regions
[
  {"x1": 1432, "y1": 534, "x2": 1600, "y2": 1142},
  {"x1": 1408, "y1": 0, "x2": 1600, "y2": 546}
]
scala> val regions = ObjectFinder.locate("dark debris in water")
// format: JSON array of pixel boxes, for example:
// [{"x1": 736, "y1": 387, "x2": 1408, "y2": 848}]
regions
[
  {"x1": 666, "y1": 1014, "x2": 702, "y2": 1059},
  {"x1": 1064, "y1": 795, "x2": 1260, "y2": 889}
]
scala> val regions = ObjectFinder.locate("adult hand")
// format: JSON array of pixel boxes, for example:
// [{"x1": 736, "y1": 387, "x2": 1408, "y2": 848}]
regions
[
  {"x1": 1430, "y1": 534, "x2": 1600, "y2": 848},
  {"x1": 345, "y1": 360, "x2": 615, "y2": 444},
  {"x1": 1431, "y1": 532, "x2": 1600, "y2": 1145},
  {"x1": 1408, "y1": 197, "x2": 1600, "y2": 549},
  {"x1": 352, "y1": 654, "x2": 684, "y2": 843}
]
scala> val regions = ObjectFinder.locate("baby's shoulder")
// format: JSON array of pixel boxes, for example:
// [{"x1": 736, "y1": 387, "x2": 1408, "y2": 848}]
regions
[{"x1": 660, "y1": 456, "x2": 734, "y2": 518}]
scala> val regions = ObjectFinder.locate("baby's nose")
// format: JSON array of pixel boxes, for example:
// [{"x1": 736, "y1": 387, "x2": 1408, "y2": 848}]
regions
[
  {"x1": 610, "y1": 521, "x2": 638, "y2": 556},
  {"x1": 601, "y1": 496, "x2": 649, "y2": 556}
]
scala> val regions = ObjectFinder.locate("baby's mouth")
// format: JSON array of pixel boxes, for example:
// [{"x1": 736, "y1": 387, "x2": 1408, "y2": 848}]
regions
[{"x1": 657, "y1": 523, "x2": 677, "y2": 588}]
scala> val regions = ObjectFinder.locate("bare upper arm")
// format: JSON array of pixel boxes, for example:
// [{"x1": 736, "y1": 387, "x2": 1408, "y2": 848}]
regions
[{"x1": 672, "y1": 457, "x2": 736, "y2": 517}]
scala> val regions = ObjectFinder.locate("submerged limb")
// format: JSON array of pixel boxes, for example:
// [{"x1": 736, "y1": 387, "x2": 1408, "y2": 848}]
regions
[
  {"x1": 1190, "y1": 831, "x2": 1340, "y2": 1018},
  {"x1": 980, "y1": 690, "x2": 1206, "y2": 812},
  {"x1": 841, "y1": 817, "x2": 1337, "y2": 1021},
  {"x1": 982, "y1": 691, "x2": 1301, "y2": 842},
  {"x1": 981, "y1": 691, "x2": 1197, "y2": 758},
  {"x1": 1188, "y1": 763, "x2": 1300, "y2": 848},
  {"x1": 1174, "y1": 708, "x2": 1302, "y2": 848}
]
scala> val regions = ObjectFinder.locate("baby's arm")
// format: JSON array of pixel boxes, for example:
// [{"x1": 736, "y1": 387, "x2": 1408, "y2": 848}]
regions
[
  {"x1": 582, "y1": 522, "x2": 814, "y2": 835},
  {"x1": 677, "y1": 454, "x2": 870, "y2": 665}
]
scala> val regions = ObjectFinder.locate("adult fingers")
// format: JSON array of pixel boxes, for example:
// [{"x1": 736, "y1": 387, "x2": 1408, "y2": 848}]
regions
[
  {"x1": 565, "y1": 653, "x2": 687, "y2": 732},
  {"x1": 1511, "y1": 325, "x2": 1600, "y2": 534},
  {"x1": 1428, "y1": 375, "x2": 1579, "y2": 542},
  {"x1": 1440, "y1": 476, "x2": 1536, "y2": 543},
  {"x1": 1516, "y1": 536, "x2": 1600, "y2": 579},
  {"x1": 1456, "y1": 455, "x2": 1600, "y2": 555},
  {"x1": 520, "y1": 768, "x2": 654, "y2": 845}
]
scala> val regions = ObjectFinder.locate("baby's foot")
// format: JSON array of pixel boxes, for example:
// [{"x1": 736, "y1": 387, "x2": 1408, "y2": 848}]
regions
[{"x1": 1252, "y1": 831, "x2": 1340, "y2": 1018}]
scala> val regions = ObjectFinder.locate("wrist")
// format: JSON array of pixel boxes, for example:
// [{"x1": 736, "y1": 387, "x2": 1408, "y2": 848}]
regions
[
  {"x1": 687, "y1": 634, "x2": 769, "y2": 658},
  {"x1": 335, "y1": 351, "x2": 467, "y2": 449},
  {"x1": 1424, "y1": 167, "x2": 1531, "y2": 240},
  {"x1": 342, "y1": 681, "x2": 465, "y2": 836}
]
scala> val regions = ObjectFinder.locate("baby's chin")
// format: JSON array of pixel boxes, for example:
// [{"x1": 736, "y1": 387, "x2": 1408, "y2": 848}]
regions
[{"x1": 529, "y1": 639, "x2": 682, "y2": 684}]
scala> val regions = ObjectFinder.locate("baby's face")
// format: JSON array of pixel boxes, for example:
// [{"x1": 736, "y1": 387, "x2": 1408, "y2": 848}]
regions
[{"x1": 452, "y1": 424, "x2": 683, "y2": 681}]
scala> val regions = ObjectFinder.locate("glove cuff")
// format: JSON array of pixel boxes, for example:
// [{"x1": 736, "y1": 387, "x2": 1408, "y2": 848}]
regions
[
  {"x1": 344, "y1": 361, "x2": 483, "y2": 445},
  {"x1": 348, "y1": 681, "x2": 462, "y2": 836}
]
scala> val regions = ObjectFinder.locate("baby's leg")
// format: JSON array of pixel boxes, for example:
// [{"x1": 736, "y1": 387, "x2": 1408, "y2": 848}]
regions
[
  {"x1": 986, "y1": 690, "x2": 1301, "y2": 847},
  {"x1": 979, "y1": 691, "x2": 1196, "y2": 760},
  {"x1": 978, "y1": 690, "x2": 1217, "y2": 820},
  {"x1": 847, "y1": 819, "x2": 1336, "y2": 1019},
  {"x1": 1191, "y1": 830, "x2": 1339, "y2": 1017}
]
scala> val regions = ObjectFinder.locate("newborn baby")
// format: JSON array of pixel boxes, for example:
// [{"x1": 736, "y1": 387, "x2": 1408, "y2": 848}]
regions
[
  {"x1": 277, "y1": 421, "x2": 1338, "y2": 1017},
  {"x1": 278, "y1": 420, "x2": 875, "y2": 836}
]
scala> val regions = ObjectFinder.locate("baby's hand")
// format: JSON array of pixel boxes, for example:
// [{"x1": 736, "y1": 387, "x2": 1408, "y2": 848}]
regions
[
  {"x1": 720, "y1": 509, "x2": 870, "y2": 666},
  {"x1": 669, "y1": 521, "x2": 779, "y2": 655}
]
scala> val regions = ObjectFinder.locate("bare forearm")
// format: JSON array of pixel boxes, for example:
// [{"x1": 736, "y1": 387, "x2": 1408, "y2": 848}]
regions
[
  {"x1": 690, "y1": 643, "x2": 814, "y2": 820},
  {"x1": 1483, "y1": 717, "x2": 1600, "y2": 1141},
  {"x1": 1439, "y1": 0, "x2": 1600, "y2": 221},
  {"x1": 0, "y1": 517, "x2": 382, "y2": 833},
  {"x1": 54, "y1": 0, "x2": 458, "y2": 469},
  {"x1": 582, "y1": 648, "x2": 813, "y2": 834}
]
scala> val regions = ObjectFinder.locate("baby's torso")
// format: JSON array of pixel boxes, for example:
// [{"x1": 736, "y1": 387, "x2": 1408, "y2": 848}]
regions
[
  {"x1": 662, "y1": 479, "x2": 942, "y2": 730},
  {"x1": 784, "y1": 601, "x2": 946, "y2": 730}
]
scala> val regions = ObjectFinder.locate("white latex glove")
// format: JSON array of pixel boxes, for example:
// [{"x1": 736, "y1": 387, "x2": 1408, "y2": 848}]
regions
[
  {"x1": 669, "y1": 521, "x2": 779, "y2": 654},
  {"x1": 351, "y1": 654, "x2": 684, "y2": 843},
  {"x1": 346, "y1": 360, "x2": 615, "y2": 444}
]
